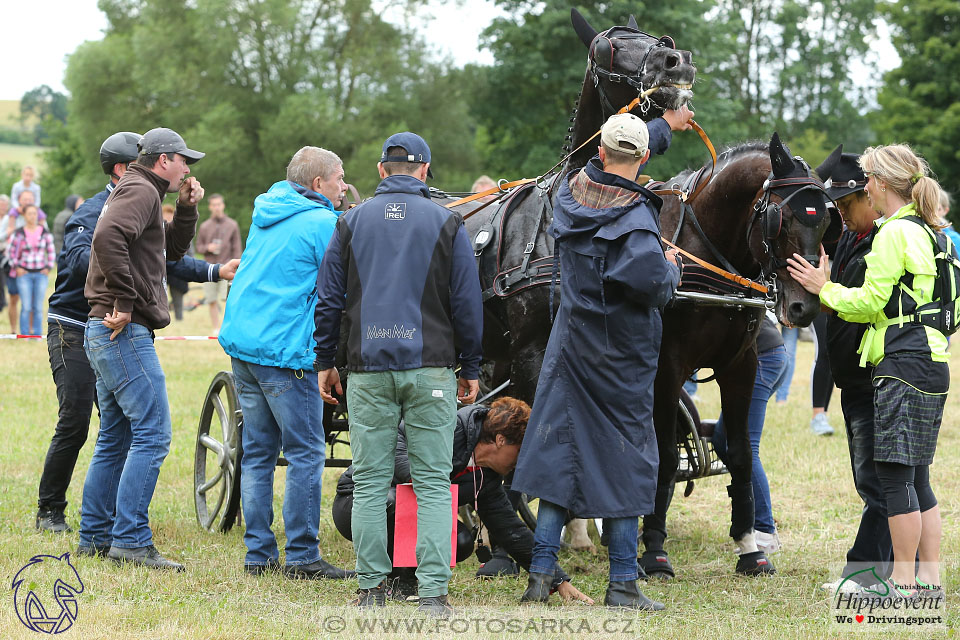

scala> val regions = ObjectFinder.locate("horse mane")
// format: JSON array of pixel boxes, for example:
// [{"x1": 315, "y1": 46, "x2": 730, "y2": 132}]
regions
[{"x1": 714, "y1": 140, "x2": 768, "y2": 170}]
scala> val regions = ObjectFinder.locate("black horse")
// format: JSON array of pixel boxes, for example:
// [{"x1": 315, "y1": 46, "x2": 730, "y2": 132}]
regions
[{"x1": 450, "y1": 9, "x2": 697, "y2": 405}]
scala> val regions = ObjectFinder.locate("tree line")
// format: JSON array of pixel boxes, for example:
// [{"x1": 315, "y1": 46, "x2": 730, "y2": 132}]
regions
[{"x1": 10, "y1": 0, "x2": 959, "y2": 232}]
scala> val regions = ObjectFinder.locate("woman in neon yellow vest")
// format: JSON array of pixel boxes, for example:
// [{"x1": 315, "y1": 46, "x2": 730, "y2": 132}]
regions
[{"x1": 788, "y1": 144, "x2": 946, "y2": 599}]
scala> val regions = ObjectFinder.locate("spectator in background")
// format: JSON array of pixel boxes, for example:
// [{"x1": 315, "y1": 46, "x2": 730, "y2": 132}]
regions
[
  {"x1": 938, "y1": 190, "x2": 960, "y2": 250},
  {"x1": 471, "y1": 175, "x2": 498, "y2": 203},
  {"x1": 7, "y1": 189, "x2": 48, "y2": 235},
  {"x1": 53, "y1": 195, "x2": 84, "y2": 256},
  {"x1": 0, "y1": 194, "x2": 10, "y2": 312},
  {"x1": 11, "y1": 165, "x2": 42, "y2": 208},
  {"x1": 195, "y1": 193, "x2": 242, "y2": 333},
  {"x1": 7, "y1": 203, "x2": 55, "y2": 335},
  {"x1": 162, "y1": 204, "x2": 191, "y2": 321}
]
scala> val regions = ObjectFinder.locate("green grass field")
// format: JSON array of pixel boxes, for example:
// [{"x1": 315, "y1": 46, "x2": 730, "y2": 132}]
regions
[
  {"x1": 0, "y1": 278, "x2": 956, "y2": 638},
  {"x1": 0, "y1": 143, "x2": 47, "y2": 171}
]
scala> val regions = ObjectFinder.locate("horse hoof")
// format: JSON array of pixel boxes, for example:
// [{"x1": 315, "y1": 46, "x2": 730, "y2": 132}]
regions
[
  {"x1": 735, "y1": 550, "x2": 776, "y2": 576},
  {"x1": 639, "y1": 550, "x2": 675, "y2": 580}
]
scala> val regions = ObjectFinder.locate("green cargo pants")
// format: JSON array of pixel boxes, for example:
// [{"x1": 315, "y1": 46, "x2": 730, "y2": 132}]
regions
[{"x1": 347, "y1": 367, "x2": 457, "y2": 596}]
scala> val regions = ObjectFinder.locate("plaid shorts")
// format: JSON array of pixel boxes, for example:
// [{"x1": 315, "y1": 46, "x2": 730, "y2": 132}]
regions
[{"x1": 873, "y1": 376, "x2": 945, "y2": 466}]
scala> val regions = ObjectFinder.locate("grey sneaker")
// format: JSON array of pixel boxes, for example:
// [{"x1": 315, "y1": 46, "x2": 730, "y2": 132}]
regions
[
  {"x1": 417, "y1": 595, "x2": 453, "y2": 618},
  {"x1": 107, "y1": 545, "x2": 185, "y2": 572},
  {"x1": 36, "y1": 508, "x2": 72, "y2": 533},
  {"x1": 352, "y1": 582, "x2": 387, "y2": 609},
  {"x1": 811, "y1": 413, "x2": 834, "y2": 436}
]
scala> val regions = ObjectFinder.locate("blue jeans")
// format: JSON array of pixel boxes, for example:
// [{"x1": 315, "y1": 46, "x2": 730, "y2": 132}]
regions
[
  {"x1": 79, "y1": 321, "x2": 171, "y2": 549},
  {"x1": 774, "y1": 327, "x2": 798, "y2": 402},
  {"x1": 531, "y1": 500, "x2": 638, "y2": 581},
  {"x1": 18, "y1": 271, "x2": 47, "y2": 335},
  {"x1": 231, "y1": 358, "x2": 326, "y2": 566},
  {"x1": 713, "y1": 345, "x2": 788, "y2": 533}
]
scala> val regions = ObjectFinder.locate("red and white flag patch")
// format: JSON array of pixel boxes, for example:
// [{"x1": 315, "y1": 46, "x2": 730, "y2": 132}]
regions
[{"x1": 805, "y1": 207, "x2": 817, "y2": 216}]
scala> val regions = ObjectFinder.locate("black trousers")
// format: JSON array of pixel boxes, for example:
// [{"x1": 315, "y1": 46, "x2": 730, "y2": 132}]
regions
[
  {"x1": 840, "y1": 387, "x2": 893, "y2": 580},
  {"x1": 811, "y1": 312, "x2": 835, "y2": 409},
  {"x1": 38, "y1": 321, "x2": 98, "y2": 512}
]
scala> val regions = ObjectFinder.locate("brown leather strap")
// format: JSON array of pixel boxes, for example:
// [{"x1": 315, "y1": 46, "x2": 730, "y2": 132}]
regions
[
  {"x1": 662, "y1": 238, "x2": 770, "y2": 295},
  {"x1": 444, "y1": 178, "x2": 537, "y2": 210}
]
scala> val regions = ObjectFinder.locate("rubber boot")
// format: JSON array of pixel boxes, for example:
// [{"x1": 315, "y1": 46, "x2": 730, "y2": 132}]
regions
[
  {"x1": 604, "y1": 580, "x2": 665, "y2": 611},
  {"x1": 520, "y1": 571, "x2": 553, "y2": 603}
]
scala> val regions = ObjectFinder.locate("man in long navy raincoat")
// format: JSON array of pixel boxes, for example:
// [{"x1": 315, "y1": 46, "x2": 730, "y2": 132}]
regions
[{"x1": 512, "y1": 112, "x2": 684, "y2": 610}]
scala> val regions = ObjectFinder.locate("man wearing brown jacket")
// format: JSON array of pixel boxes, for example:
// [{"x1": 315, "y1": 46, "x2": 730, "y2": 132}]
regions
[{"x1": 78, "y1": 128, "x2": 205, "y2": 571}]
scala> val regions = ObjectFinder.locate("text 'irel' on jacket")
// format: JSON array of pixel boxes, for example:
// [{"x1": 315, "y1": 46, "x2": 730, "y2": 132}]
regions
[{"x1": 218, "y1": 180, "x2": 341, "y2": 371}]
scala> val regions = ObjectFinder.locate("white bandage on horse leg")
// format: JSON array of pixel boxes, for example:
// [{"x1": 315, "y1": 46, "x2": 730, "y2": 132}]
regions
[{"x1": 735, "y1": 530, "x2": 759, "y2": 555}]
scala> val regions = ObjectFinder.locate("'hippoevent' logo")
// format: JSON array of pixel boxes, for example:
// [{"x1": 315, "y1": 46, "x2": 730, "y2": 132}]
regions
[{"x1": 11, "y1": 553, "x2": 84, "y2": 634}]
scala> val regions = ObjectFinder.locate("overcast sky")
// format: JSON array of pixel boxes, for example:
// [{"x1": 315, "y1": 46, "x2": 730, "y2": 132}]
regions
[
  {"x1": 1, "y1": 1, "x2": 897, "y2": 102},
  {"x1": 0, "y1": 0, "x2": 502, "y2": 101}
]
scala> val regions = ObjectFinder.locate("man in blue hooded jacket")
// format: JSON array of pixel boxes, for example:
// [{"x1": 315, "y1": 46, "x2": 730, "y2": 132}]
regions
[
  {"x1": 218, "y1": 146, "x2": 354, "y2": 580},
  {"x1": 511, "y1": 112, "x2": 684, "y2": 610}
]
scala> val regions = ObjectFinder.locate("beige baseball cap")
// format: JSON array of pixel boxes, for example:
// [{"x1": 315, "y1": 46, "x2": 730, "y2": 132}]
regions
[{"x1": 600, "y1": 113, "x2": 649, "y2": 158}]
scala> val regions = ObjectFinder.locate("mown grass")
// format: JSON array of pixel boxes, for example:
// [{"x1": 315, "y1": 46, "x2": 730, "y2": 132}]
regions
[
  {"x1": 0, "y1": 142, "x2": 47, "y2": 171},
  {"x1": 0, "y1": 278, "x2": 956, "y2": 638}
]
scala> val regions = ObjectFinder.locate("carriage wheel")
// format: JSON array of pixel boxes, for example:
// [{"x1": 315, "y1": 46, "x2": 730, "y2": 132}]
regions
[
  {"x1": 194, "y1": 371, "x2": 243, "y2": 532},
  {"x1": 517, "y1": 494, "x2": 538, "y2": 530}
]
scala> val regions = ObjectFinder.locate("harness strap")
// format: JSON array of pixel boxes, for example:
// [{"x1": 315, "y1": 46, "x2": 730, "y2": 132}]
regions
[
  {"x1": 445, "y1": 178, "x2": 536, "y2": 213},
  {"x1": 662, "y1": 238, "x2": 770, "y2": 295},
  {"x1": 676, "y1": 201, "x2": 742, "y2": 276}
]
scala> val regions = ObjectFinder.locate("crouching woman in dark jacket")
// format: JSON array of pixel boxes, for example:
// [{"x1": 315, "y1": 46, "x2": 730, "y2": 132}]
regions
[{"x1": 332, "y1": 398, "x2": 592, "y2": 603}]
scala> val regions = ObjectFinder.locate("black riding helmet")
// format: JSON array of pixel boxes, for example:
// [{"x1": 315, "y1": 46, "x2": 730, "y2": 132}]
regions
[{"x1": 99, "y1": 131, "x2": 141, "y2": 176}]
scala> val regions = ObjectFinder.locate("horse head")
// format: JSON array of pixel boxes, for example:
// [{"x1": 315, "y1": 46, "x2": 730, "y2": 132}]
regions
[
  {"x1": 565, "y1": 9, "x2": 695, "y2": 172},
  {"x1": 571, "y1": 8, "x2": 695, "y2": 119},
  {"x1": 750, "y1": 132, "x2": 838, "y2": 327}
]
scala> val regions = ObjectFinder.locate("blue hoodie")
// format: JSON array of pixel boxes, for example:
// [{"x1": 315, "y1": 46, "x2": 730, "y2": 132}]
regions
[{"x1": 219, "y1": 180, "x2": 340, "y2": 370}]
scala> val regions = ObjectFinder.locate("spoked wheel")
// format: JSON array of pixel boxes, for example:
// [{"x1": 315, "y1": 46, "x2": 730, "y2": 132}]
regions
[
  {"x1": 517, "y1": 494, "x2": 538, "y2": 530},
  {"x1": 194, "y1": 371, "x2": 243, "y2": 532}
]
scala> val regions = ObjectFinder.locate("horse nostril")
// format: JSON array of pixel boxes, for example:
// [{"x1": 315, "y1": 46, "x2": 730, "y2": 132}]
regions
[
  {"x1": 665, "y1": 53, "x2": 681, "y2": 69},
  {"x1": 788, "y1": 301, "x2": 805, "y2": 320}
]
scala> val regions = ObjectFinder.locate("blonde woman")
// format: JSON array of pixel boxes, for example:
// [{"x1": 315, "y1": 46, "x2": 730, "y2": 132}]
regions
[{"x1": 788, "y1": 144, "x2": 946, "y2": 598}]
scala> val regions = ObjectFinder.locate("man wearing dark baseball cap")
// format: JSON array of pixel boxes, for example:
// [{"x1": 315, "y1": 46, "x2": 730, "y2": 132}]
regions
[
  {"x1": 78, "y1": 127, "x2": 205, "y2": 571},
  {"x1": 314, "y1": 132, "x2": 482, "y2": 615},
  {"x1": 138, "y1": 127, "x2": 205, "y2": 164}
]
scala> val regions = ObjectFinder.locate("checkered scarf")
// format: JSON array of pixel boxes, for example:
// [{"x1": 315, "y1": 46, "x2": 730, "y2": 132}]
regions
[{"x1": 569, "y1": 167, "x2": 645, "y2": 210}]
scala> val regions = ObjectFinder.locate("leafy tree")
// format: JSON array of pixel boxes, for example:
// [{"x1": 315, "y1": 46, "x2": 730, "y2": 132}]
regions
[
  {"x1": 20, "y1": 85, "x2": 69, "y2": 144},
  {"x1": 472, "y1": 0, "x2": 879, "y2": 184},
  {"x1": 870, "y1": 0, "x2": 960, "y2": 203},
  {"x1": 51, "y1": 0, "x2": 480, "y2": 234}
]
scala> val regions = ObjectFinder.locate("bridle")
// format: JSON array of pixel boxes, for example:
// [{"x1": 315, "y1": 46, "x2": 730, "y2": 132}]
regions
[
  {"x1": 748, "y1": 158, "x2": 831, "y2": 284},
  {"x1": 589, "y1": 27, "x2": 676, "y2": 118}
]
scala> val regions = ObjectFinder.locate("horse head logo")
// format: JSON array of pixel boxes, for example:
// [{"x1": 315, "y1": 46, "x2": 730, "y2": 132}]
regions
[{"x1": 11, "y1": 553, "x2": 84, "y2": 634}]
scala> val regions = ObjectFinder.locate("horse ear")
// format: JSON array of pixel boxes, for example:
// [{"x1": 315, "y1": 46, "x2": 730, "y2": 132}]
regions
[
  {"x1": 816, "y1": 144, "x2": 843, "y2": 180},
  {"x1": 627, "y1": 14, "x2": 639, "y2": 30},
  {"x1": 769, "y1": 132, "x2": 795, "y2": 177},
  {"x1": 571, "y1": 8, "x2": 598, "y2": 48}
]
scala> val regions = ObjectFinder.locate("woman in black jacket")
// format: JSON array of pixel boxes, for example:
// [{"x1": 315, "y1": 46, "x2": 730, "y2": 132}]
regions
[{"x1": 332, "y1": 397, "x2": 592, "y2": 603}]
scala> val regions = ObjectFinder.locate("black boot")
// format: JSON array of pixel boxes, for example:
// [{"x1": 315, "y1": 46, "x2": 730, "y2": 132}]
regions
[
  {"x1": 604, "y1": 580, "x2": 665, "y2": 611},
  {"x1": 476, "y1": 547, "x2": 519, "y2": 578},
  {"x1": 520, "y1": 571, "x2": 553, "y2": 603}
]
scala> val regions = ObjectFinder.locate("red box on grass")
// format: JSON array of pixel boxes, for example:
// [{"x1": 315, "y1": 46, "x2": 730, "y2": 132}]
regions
[{"x1": 393, "y1": 483, "x2": 458, "y2": 568}]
